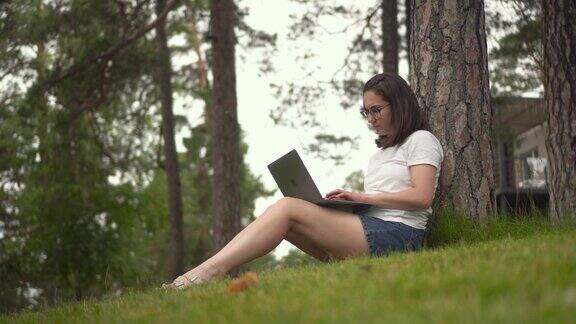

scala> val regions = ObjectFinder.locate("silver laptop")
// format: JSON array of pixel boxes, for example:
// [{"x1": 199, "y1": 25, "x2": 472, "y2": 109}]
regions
[{"x1": 267, "y1": 149, "x2": 373, "y2": 210}]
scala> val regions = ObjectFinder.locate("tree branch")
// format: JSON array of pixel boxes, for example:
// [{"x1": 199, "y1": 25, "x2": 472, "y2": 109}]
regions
[
  {"x1": 0, "y1": 59, "x2": 26, "y2": 83},
  {"x1": 48, "y1": 0, "x2": 180, "y2": 87},
  {"x1": 330, "y1": 2, "x2": 380, "y2": 81},
  {"x1": 323, "y1": 2, "x2": 381, "y2": 35}
]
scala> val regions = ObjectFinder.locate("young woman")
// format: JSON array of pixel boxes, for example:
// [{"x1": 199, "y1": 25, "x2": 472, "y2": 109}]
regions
[{"x1": 163, "y1": 73, "x2": 443, "y2": 289}]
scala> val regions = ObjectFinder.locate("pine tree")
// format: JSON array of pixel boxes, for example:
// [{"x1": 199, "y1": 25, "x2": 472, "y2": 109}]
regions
[{"x1": 409, "y1": 0, "x2": 495, "y2": 221}]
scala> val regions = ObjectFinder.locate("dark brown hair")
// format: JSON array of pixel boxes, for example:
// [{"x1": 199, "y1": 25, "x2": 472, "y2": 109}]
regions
[{"x1": 363, "y1": 73, "x2": 430, "y2": 149}]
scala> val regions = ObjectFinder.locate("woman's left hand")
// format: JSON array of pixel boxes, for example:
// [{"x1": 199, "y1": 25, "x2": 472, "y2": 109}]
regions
[{"x1": 325, "y1": 189, "x2": 364, "y2": 202}]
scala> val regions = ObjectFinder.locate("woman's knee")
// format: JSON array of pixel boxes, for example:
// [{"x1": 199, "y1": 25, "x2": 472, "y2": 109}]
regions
[
  {"x1": 262, "y1": 197, "x2": 299, "y2": 220},
  {"x1": 269, "y1": 197, "x2": 299, "y2": 214}
]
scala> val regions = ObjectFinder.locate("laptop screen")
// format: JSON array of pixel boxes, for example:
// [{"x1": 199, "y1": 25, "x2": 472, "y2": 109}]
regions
[{"x1": 267, "y1": 150, "x2": 324, "y2": 203}]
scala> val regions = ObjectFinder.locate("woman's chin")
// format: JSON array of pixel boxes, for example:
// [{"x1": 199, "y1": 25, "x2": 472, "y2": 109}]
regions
[{"x1": 369, "y1": 126, "x2": 387, "y2": 136}]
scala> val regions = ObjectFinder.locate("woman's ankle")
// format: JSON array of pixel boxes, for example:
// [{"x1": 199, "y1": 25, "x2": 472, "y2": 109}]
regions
[{"x1": 202, "y1": 263, "x2": 227, "y2": 279}]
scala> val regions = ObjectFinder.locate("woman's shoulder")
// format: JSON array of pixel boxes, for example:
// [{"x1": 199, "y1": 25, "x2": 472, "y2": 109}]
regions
[
  {"x1": 404, "y1": 130, "x2": 441, "y2": 146},
  {"x1": 401, "y1": 130, "x2": 444, "y2": 166}
]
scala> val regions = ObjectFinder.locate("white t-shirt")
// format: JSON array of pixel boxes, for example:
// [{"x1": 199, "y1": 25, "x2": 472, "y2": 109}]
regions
[{"x1": 362, "y1": 130, "x2": 443, "y2": 229}]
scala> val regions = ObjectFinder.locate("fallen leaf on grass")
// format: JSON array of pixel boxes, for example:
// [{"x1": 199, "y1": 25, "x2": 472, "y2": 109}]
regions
[{"x1": 229, "y1": 272, "x2": 258, "y2": 293}]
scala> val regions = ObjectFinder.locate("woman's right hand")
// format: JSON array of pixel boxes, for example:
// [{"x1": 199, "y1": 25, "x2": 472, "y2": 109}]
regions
[{"x1": 325, "y1": 189, "x2": 364, "y2": 202}]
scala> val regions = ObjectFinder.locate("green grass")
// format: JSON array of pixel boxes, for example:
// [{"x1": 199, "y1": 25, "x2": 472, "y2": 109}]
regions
[
  {"x1": 425, "y1": 208, "x2": 562, "y2": 247},
  {"x1": 4, "y1": 229, "x2": 576, "y2": 323}
]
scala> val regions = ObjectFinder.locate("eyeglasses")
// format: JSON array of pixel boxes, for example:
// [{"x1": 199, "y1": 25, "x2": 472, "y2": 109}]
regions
[{"x1": 360, "y1": 105, "x2": 388, "y2": 119}]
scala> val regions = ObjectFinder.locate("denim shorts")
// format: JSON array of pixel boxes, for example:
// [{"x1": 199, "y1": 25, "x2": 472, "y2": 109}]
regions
[{"x1": 354, "y1": 207, "x2": 425, "y2": 256}]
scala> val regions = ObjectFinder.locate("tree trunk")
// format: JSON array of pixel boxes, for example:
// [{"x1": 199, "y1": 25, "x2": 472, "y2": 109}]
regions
[
  {"x1": 209, "y1": 0, "x2": 242, "y2": 270},
  {"x1": 156, "y1": 0, "x2": 184, "y2": 280},
  {"x1": 405, "y1": 0, "x2": 411, "y2": 72},
  {"x1": 409, "y1": 0, "x2": 495, "y2": 222},
  {"x1": 542, "y1": 0, "x2": 576, "y2": 223},
  {"x1": 381, "y1": 0, "x2": 399, "y2": 74}
]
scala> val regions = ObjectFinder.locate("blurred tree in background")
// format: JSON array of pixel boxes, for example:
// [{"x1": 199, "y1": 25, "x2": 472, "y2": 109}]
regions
[
  {"x1": 0, "y1": 0, "x2": 162, "y2": 311},
  {"x1": 154, "y1": 0, "x2": 185, "y2": 281},
  {"x1": 342, "y1": 170, "x2": 364, "y2": 192},
  {"x1": 486, "y1": 0, "x2": 542, "y2": 96},
  {"x1": 0, "y1": 0, "x2": 275, "y2": 313}
]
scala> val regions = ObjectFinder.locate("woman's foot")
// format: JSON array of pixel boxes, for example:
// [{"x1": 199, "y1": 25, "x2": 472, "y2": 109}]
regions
[{"x1": 161, "y1": 263, "x2": 226, "y2": 290}]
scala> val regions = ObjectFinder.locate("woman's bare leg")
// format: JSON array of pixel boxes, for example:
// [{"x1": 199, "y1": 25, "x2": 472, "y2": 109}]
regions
[
  {"x1": 203, "y1": 201, "x2": 292, "y2": 273},
  {"x1": 173, "y1": 197, "x2": 368, "y2": 284},
  {"x1": 285, "y1": 230, "x2": 330, "y2": 262}
]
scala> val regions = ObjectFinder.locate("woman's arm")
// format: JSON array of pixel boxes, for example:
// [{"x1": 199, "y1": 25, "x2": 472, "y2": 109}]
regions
[{"x1": 326, "y1": 164, "x2": 437, "y2": 211}]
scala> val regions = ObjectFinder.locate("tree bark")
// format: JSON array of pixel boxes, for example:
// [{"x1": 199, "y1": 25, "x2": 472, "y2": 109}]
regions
[
  {"x1": 155, "y1": 0, "x2": 184, "y2": 280},
  {"x1": 542, "y1": 0, "x2": 576, "y2": 223},
  {"x1": 409, "y1": 0, "x2": 495, "y2": 222},
  {"x1": 381, "y1": 0, "x2": 399, "y2": 74},
  {"x1": 405, "y1": 0, "x2": 411, "y2": 72},
  {"x1": 209, "y1": 0, "x2": 242, "y2": 269}
]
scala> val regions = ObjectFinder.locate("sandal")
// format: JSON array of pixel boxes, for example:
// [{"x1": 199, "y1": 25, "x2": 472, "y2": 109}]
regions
[{"x1": 161, "y1": 274, "x2": 199, "y2": 290}]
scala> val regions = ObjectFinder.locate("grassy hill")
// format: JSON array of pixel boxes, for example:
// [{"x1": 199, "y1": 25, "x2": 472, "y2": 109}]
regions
[{"x1": 4, "y1": 228, "x2": 576, "y2": 323}]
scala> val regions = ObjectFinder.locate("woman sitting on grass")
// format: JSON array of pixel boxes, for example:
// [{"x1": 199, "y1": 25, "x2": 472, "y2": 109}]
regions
[{"x1": 163, "y1": 73, "x2": 444, "y2": 289}]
